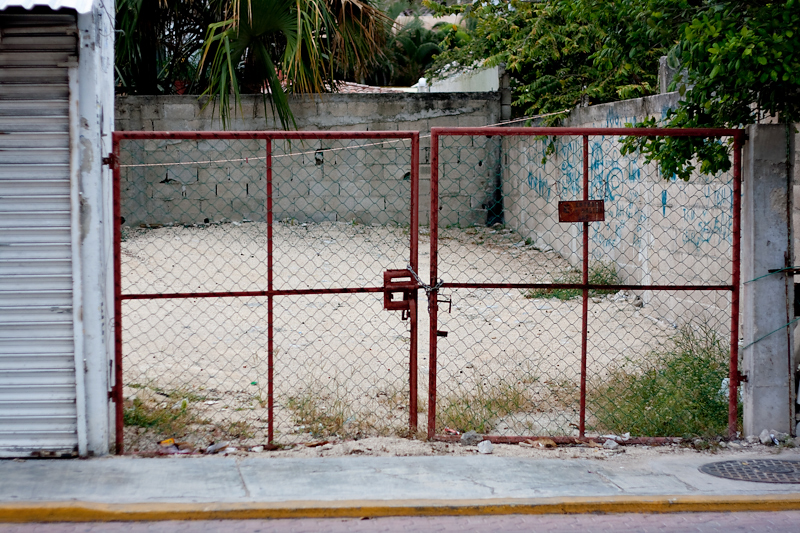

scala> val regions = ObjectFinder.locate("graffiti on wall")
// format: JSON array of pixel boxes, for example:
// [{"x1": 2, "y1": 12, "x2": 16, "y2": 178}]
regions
[{"x1": 516, "y1": 106, "x2": 734, "y2": 268}]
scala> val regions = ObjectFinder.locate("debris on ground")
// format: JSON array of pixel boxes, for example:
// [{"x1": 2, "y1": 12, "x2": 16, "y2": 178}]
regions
[
  {"x1": 460, "y1": 431, "x2": 482, "y2": 446},
  {"x1": 759, "y1": 429, "x2": 791, "y2": 446},
  {"x1": 477, "y1": 440, "x2": 494, "y2": 454},
  {"x1": 157, "y1": 438, "x2": 195, "y2": 455},
  {"x1": 206, "y1": 441, "x2": 230, "y2": 454}
]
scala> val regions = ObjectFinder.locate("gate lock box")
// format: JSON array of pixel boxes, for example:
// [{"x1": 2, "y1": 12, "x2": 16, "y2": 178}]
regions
[{"x1": 383, "y1": 269, "x2": 416, "y2": 313}]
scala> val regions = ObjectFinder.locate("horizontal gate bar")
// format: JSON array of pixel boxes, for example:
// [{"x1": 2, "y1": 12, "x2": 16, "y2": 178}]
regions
[
  {"x1": 112, "y1": 131, "x2": 418, "y2": 141},
  {"x1": 120, "y1": 287, "x2": 390, "y2": 299},
  {"x1": 441, "y1": 283, "x2": 735, "y2": 291},
  {"x1": 430, "y1": 126, "x2": 744, "y2": 138},
  {"x1": 120, "y1": 283, "x2": 736, "y2": 300}
]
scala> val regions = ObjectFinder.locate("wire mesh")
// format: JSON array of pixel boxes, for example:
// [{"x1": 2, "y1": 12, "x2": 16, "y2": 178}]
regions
[
  {"x1": 114, "y1": 127, "x2": 741, "y2": 454},
  {"x1": 116, "y1": 133, "x2": 419, "y2": 453},
  {"x1": 429, "y1": 130, "x2": 738, "y2": 440}
]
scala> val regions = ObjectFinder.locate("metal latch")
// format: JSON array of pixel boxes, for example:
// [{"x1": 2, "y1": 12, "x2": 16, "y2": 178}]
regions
[{"x1": 384, "y1": 269, "x2": 416, "y2": 320}]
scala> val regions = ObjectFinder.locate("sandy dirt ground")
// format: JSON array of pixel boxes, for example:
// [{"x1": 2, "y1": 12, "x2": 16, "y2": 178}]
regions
[{"x1": 120, "y1": 222, "x2": 686, "y2": 453}]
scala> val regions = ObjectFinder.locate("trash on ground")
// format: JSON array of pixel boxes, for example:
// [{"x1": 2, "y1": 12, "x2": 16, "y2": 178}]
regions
[
  {"x1": 477, "y1": 440, "x2": 494, "y2": 454},
  {"x1": 600, "y1": 433, "x2": 630, "y2": 442},
  {"x1": 460, "y1": 430, "x2": 482, "y2": 446},
  {"x1": 206, "y1": 441, "x2": 230, "y2": 454}
]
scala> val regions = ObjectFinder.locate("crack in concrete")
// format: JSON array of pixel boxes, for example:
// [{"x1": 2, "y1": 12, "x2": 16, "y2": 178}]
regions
[
  {"x1": 235, "y1": 459, "x2": 251, "y2": 499},
  {"x1": 590, "y1": 470, "x2": 624, "y2": 493}
]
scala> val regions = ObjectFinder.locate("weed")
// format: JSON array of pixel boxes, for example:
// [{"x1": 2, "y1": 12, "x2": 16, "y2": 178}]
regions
[
  {"x1": 589, "y1": 324, "x2": 736, "y2": 438},
  {"x1": 123, "y1": 397, "x2": 199, "y2": 437},
  {"x1": 225, "y1": 420, "x2": 255, "y2": 439},
  {"x1": 285, "y1": 386, "x2": 352, "y2": 438},
  {"x1": 524, "y1": 261, "x2": 619, "y2": 301},
  {"x1": 438, "y1": 380, "x2": 536, "y2": 433}
]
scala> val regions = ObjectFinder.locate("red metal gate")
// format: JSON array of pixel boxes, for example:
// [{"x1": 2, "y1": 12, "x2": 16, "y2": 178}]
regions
[
  {"x1": 427, "y1": 127, "x2": 744, "y2": 443},
  {"x1": 112, "y1": 131, "x2": 419, "y2": 453},
  {"x1": 112, "y1": 126, "x2": 744, "y2": 453}
]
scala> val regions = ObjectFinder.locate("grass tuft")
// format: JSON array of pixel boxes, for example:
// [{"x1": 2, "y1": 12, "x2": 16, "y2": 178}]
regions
[
  {"x1": 123, "y1": 397, "x2": 199, "y2": 437},
  {"x1": 589, "y1": 324, "x2": 735, "y2": 438},
  {"x1": 285, "y1": 386, "x2": 352, "y2": 439},
  {"x1": 438, "y1": 381, "x2": 536, "y2": 434},
  {"x1": 525, "y1": 261, "x2": 619, "y2": 301}
]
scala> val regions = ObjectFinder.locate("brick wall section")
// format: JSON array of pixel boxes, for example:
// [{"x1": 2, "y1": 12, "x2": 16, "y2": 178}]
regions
[{"x1": 115, "y1": 93, "x2": 501, "y2": 227}]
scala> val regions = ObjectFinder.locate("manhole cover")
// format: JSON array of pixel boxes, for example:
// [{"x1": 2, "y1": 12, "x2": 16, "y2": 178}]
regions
[{"x1": 699, "y1": 459, "x2": 800, "y2": 483}]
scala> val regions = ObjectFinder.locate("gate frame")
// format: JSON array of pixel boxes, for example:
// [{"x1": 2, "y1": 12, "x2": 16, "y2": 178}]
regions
[
  {"x1": 427, "y1": 126, "x2": 745, "y2": 443},
  {"x1": 111, "y1": 130, "x2": 420, "y2": 454}
]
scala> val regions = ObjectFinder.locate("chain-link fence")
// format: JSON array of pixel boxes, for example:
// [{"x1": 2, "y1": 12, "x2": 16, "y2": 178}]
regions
[
  {"x1": 427, "y1": 127, "x2": 743, "y2": 443},
  {"x1": 113, "y1": 132, "x2": 421, "y2": 453},
  {"x1": 112, "y1": 127, "x2": 743, "y2": 454}
]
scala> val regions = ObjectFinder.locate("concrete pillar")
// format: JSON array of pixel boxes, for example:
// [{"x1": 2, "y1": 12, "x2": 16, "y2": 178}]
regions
[
  {"x1": 500, "y1": 70, "x2": 511, "y2": 122},
  {"x1": 742, "y1": 124, "x2": 794, "y2": 436}
]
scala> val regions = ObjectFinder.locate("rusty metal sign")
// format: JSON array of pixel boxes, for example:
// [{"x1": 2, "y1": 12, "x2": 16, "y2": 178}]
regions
[{"x1": 558, "y1": 200, "x2": 605, "y2": 222}]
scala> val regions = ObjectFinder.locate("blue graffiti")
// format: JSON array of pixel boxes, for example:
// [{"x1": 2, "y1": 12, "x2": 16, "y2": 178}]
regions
[
  {"x1": 681, "y1": 207, "x2": 732, "y2": 246},
  {"x1": 526, "y1": 171, "x2": 551, "y2": 200}
]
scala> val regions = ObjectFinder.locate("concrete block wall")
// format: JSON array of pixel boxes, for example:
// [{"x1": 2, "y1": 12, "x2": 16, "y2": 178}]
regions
[
  {"x1": 502, "y1": 93, "x2": 735, "y2": 332},
  {"x1": 115, "y1": 93, "x2": 501, "y2": 227},
  {"x1": 436, "y1": 135, "x2": 501, "y2": 228}
]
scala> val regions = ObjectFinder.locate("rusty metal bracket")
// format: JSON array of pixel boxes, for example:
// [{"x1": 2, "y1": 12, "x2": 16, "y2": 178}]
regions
[
  {"x1": 384, "y1": 269, "x2": 415, "y2": 313},
  {"x1": 102, "y1": 153, "x2": 117, "y2": 168}
]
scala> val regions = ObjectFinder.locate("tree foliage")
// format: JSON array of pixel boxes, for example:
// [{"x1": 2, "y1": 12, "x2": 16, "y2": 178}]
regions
[
  {"x1": 625, "y1": 0, "x2": 800, "y2": 179},
  {"x1": 427, "y1": 0, "x2": 690, "y2": 122},
  {"x1": 427, "y1": 0, "x2": 800, "y2": 179},
  {"x1": 116, "y1": 0, "x2": 388, "y2": 129}
]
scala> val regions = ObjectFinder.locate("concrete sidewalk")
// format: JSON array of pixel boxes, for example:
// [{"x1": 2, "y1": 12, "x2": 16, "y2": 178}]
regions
[{"x1": 2, "y1": 451, "x2": 800, "y2": 521}]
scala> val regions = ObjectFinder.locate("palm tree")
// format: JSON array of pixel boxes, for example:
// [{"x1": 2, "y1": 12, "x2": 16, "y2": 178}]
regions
[
  {"x1": 200, "y1": 0, "x2": 388, "y2": 128},
  {"x1": 115, "y1": 0, "x2": 388, "y2": 128}
]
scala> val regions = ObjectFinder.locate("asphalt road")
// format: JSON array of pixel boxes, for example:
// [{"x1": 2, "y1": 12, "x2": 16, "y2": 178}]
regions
[{"x1": 1, "y1": 512, "x2": 799, "y2": 533}]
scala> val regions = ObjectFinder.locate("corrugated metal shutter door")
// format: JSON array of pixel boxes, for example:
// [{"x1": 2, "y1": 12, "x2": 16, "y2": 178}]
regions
[{"x1": 0, "y1": 11, "x2": 79, "y2": 456}]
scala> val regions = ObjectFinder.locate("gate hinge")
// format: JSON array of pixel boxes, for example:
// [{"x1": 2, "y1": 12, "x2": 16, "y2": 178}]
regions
[
  {"x1": 737, "y1": 371, "x2": 748, "y2": 383},
  {"x1": 102, "y1": 153, "x2": 117, "y2": 168}
]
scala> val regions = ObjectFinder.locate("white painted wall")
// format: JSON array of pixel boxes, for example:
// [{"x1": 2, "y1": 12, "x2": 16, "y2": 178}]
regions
[{"x1": 76, "y1": 0, "x2": 114, "y2": 455}]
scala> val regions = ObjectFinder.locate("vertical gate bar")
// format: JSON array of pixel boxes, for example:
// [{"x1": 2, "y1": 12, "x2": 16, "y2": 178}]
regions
[
  {"x1": 112, "y1": 135, "x2": 124, "y2": 454},
  {"x1": 428, "y1": 129, "x2": 440, "y2": 438},
  {"x1": 579, "y1": 135, "x2": 589, "y2": 437},
  {"x1": 409, "y1": 133, "x2": 420, "y2": 434},
  {"x1": 729, "y1": 133, "x2": 743, "y2": 438},
  {"x1": 266, "y1": 138, "x2": 274, "y2": 444}
]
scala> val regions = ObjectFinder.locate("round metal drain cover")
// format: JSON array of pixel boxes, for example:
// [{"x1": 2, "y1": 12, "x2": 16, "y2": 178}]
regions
[{"x1": 699, "y1": 459, "x2": 800, "y2": 483}]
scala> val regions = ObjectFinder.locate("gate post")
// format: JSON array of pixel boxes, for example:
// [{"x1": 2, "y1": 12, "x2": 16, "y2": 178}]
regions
[{"x1": 741, "y1": 124, "x2": 794, "y2": 436}]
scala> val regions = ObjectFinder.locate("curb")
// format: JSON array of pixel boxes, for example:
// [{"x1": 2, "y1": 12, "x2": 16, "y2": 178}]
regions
[{"x1": 3, "y1": 494, "x2": 800, "y2": 522}]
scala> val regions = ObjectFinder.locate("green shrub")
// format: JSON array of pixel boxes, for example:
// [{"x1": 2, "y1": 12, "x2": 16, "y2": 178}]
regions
[{"x1": 589, "y1": 325, "x2": 734, "y2": 437}]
